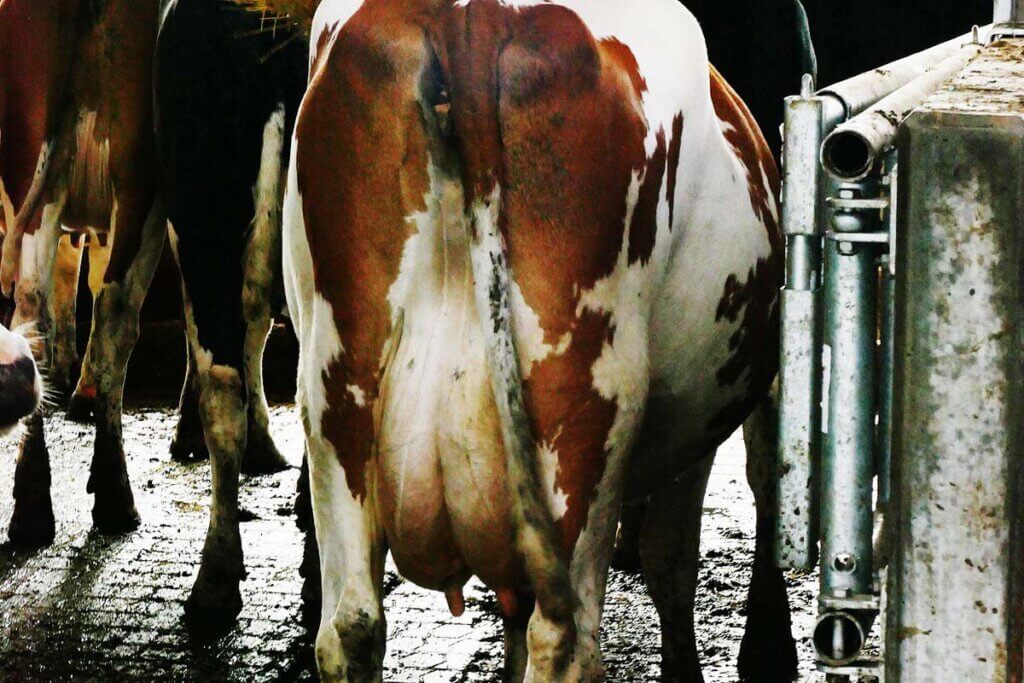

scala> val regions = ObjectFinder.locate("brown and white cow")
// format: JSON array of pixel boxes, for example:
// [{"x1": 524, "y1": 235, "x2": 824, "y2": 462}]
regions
[
  {"x1": 270, "y1": 0, "x2": 794, "y2": 679},
  {"x1": 0, "y1": 0, "x2": 166, "y2": 545}
]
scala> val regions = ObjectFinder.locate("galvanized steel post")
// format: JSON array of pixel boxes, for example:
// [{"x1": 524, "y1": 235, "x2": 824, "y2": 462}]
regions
[
  {"x1": 812, "y1": 180, "x2": 881, "y2": 668},
  {"x1": 886, "y1": 42, "x2": 1024, "y2": 682},
  {"x1": 776, "y1": 76, "x2": 825, "y2": 571},
  {"x1": 994, "y1": 0, "x2": 1024, "y2": 25}
]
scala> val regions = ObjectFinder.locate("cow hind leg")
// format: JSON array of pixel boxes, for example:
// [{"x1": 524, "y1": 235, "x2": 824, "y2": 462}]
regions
[
  {"x1": 296, "y1": 451, "x2": 322, "y2": 628},
  {"x1": 87, "y1": 200, "x2": 164, "y2": 533},
  {"x1": 504, "y1": 614, "x2": 529, "y2": 683},
  {"x1": 168, "y1": 235, "x2": 249, "y2": 624},
  {"x1": 611, "y1": 499, "x2": 645, "y2": 573},
  {"x1": 184, "y1": 350, "x2": 248, "y2": 626},
  {"x1": 307, "y1": 431, "x2": 386, "y2": 682},
  {"x1": 48, "y1": 233, "x2": 83, "y2": 398},
  {"x1": 239, "y1": 104, "x2": 288, "y2": 476},
  {"x1": 640, "y1": 453, "x2": 714, "y2": 683},
  {"x1": 67, "y1": 235, "x2": 112, "y2": 424},
  {"x1": 737, "y1": 394, "x2": 798, "y2": 682},
  {"x1": 169, "y1": 344, "x2": 209, "y2": 462}
]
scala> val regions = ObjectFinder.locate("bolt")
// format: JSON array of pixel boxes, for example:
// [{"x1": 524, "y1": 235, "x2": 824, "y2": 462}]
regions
[
  {"x1": 834, "y1": 553, "x2": 857, "y2": 573},
  {"x1": 838, "y1": 241, "x2": 855, "y2": 255}
]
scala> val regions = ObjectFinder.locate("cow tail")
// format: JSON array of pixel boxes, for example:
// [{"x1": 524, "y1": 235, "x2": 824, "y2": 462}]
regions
[{"x1": 468, "y1": 192, "x2": 577, "y2": 625}]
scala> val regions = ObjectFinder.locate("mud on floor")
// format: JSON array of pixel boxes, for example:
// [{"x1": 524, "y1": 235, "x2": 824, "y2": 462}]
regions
[{"x1": 0, "y1": 407, "x2": 821, "y2": 681}]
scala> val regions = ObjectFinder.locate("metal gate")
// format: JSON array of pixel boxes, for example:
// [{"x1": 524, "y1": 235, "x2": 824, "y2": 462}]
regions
[{"x1": 775, "y1": 2, "x2": 1024, "y2": 680}]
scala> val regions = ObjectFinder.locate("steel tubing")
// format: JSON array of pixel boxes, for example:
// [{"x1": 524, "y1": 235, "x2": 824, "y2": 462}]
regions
[
  {"x1": 818, "y1": 27, "x2": 988, "y2": 119},
  {"x1": 820, "y1": 45, "x2": 981, "y2": 181}
]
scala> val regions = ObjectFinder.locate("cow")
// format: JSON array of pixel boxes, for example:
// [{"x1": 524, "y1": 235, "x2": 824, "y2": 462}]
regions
[
  {"x1": 242, "y1": 0, "x2": 797, "y2": 679},
  {"x1": 153, "y1": 0, "x2": 307, "y2": 621},
  {"x1": 0, "y1": 0, "x2": 166, "y2": 546},
  {"x1": 0, "y1": 320, "x2": 40, "y2": 436}
]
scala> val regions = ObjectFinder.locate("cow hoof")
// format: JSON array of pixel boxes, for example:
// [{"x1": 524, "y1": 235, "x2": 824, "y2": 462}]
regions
[
  {"x1": 241, "y1": 433, "x2": 289, "y2": 476},
  {"x1": 169, "y1": 437, "x2": 209, "y2": 463},
  {"x1": 738, "y1": 630, "x2": 798, "y2": 682},
  {"x1": 92, "y1": 496, "x2": 141, "y2": 534},
  {"x1": 184, "y1": 580, "x2": 243, "y2": 633},
  {"x1": 7, "y1": 504, "x2": 56, "y2": 550},
  {"x1": 66, "y1": 393, "x2": 96, "y2": 424},
  {"x1": 610, "y1": 544, "x2": 642, "y2": 574}
]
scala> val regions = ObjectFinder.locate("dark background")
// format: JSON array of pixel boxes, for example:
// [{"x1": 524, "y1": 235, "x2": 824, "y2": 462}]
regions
[{"x1": 688, "y1": 0, "x2": 993, "y2": 152}]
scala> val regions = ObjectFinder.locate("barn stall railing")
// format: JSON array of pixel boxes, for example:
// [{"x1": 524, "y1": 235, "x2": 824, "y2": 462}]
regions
[{"x1": 775, "y1": 3, "x2": 1023, "y2": 680}]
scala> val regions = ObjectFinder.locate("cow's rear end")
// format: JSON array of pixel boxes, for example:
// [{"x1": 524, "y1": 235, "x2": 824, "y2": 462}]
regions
[{"x1": 283, "y1": 0, "x2": 789, "y2": 679}]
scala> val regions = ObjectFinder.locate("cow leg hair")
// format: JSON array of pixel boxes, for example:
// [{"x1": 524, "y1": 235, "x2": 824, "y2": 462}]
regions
[
  {"x1": 7, "y1": 411, "x2": 55, "y2": 548},
  {"x1": 639, "y1": 453, "x2": 714, "y2": 683},
  {"x1": 184, "y1": 358, "x2": 247, "y2": 624},
  {"x1": 68, "y1": 236, "x2": 112, "y2": 424},
  {"x1": 239, "y1": 108, "x2": 287, "y2": 476},
  {"x1": 87, "y1": 199, "x2": 164, "y2": 533},
  {"x1": 170, "y1": 343, "x2": 209, "y2": 462},
  {"x1": 307, "y1": 432, "x2": 386, "y2": 682},
  {"x1": 737, "y1": 393, "x2": 798, "y2": 682},
  {"x1": 48, "y1": 233, "x2": 83, "y2": 398}
]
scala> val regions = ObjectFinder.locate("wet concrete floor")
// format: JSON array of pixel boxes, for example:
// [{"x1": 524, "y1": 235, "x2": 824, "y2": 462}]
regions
[{"x1": 0, "y1": 406, "x2": 822, "y2": 681}]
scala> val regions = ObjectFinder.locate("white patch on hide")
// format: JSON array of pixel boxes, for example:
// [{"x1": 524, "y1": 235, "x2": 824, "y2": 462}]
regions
[
  {"x1": 537, "y1": 434, "x2": 569, "y2": 521},
  {"x1": 346, "y1": 384, "x2": 366, "y2": 407}
]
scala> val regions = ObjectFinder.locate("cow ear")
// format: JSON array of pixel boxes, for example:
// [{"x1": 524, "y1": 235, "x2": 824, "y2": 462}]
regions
[{"x1": 229, "y1": 0, "x2": 319, "y2": 35}]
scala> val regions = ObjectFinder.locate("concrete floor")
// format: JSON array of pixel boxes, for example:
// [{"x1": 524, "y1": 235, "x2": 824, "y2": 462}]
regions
[{"x1": 0, "y1": 406, "x2": 822, "y2": 682}]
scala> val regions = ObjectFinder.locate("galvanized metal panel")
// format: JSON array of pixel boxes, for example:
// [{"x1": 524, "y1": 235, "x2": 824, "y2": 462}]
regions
[{"x1": 886, "y1": 43, "x2": 1024, "y2": 679}]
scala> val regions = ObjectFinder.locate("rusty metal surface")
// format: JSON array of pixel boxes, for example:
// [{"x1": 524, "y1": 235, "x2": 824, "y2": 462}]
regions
[
  {"x1": 922, "y1": 39, "x2": 1024, "y2": 115},
  {"x1": 887, "y1": 40, "x2": 1024, "y2": 680},
  {"x1": 818, "y1": 28, "x2": 987, "y2": 119}
]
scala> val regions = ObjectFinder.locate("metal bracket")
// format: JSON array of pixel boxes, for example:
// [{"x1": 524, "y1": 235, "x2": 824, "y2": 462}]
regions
[
  {"x1": 817, "y1": 658, "x2": 883, "y2": 680},
  {"x1": 826, "y1": 197, "x2": 890, "y2": 212},
  {"x1": 821, "y1": 593, "x2": 882, "y2": 612},
  {"x1": 825, "y1": 231, "x2": 888, "y2": 244}
]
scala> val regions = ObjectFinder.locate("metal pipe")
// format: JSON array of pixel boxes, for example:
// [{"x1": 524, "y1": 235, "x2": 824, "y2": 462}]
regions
[
  {"x1": 813, "y1": 609, "x2": 875, "y2": 666},
  {"x1": 818, "y1": 27, "x2": 988, "y2": 119},
  {"x1": 876, "y1": 261, "x2": 895, "y2": 510},
  {"x1": 820, "y1": 185, "x2": 878, "y2": 600},
  {"x1": 776, "y1": 75, "x2": 842, "y2": 571},
  {"x1": 820, "y1": 45, "x2": 981, "y2": 181}
]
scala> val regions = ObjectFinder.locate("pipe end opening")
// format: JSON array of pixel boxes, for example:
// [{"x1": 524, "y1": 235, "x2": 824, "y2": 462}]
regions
[
  {"x1": 823, "y1": 132, "x2": 873, "y2": 181},
  {"x1": 813, "y1": 611, "x2": 866, "y2": 665}
]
